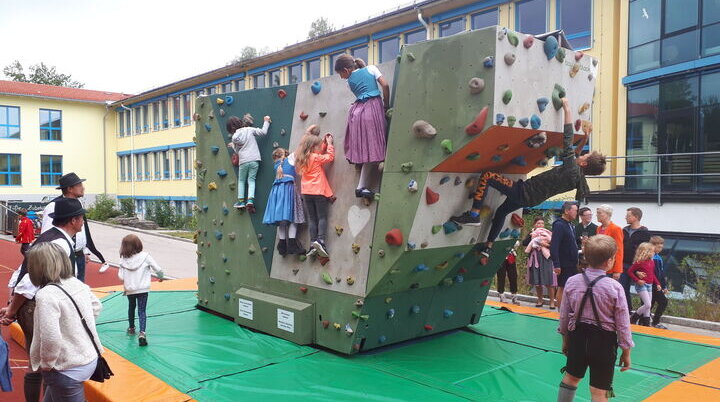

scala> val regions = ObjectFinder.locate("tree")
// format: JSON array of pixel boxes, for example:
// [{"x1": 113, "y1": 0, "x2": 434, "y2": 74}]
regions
[
  {"x1": 308, "y1": 17, "x2": 334, "y2": 40},
  {"x1": 229, "y1": 46, "x2": 271, "y2": 65},
  {"x1": 3, "y1": 60, "x2": 84, "y2": 88}
]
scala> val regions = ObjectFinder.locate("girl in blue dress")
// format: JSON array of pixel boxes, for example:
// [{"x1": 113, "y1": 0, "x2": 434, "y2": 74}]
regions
[{"x1": 263, "y1": 148, "x2": 306, "y2": 256}]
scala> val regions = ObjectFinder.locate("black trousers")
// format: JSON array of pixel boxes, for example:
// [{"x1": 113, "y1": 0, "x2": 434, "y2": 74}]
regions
[
  {"x1": 496, "y1": 259, "x2": 518, "y2": 294},
  {"x1": 651, "y1": 288, "x2": 668, "y2": 325}
]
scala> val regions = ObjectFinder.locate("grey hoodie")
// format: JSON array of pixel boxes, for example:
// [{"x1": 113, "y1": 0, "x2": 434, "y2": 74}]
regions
[{"x1": 118, "y1": 251, "x2": 163, "y2": 295}]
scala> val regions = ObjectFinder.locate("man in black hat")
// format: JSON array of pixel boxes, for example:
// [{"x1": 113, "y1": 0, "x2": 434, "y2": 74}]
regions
[
  {"x1": 40, "y1": 172, "x2": 108, "y2": 281},
  {"x1": 1, "y1": 198, "x2": 86, "y2": 402}
]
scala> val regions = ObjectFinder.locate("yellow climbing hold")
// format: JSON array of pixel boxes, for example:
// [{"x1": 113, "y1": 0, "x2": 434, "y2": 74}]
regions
[{"x1": 207, "y1": 181, "x2": 218, "y2": 191}]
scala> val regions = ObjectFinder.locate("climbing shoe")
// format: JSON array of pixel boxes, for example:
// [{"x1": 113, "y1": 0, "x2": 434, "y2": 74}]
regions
[
  {"x1": 277, "y1": 239, "x2": 287, "y2": 256},
  {"x1": 638, "y1": 317, "x2": 651, "y2": 327},
  {"x1": 630, "y1": 312, "x2": 640, "y2": 325},
  {"x1": 233, "y1": 200, "x2": 246, "y2": 209},
  {"x1": 360, "y1": 188, "x2": 375, "y2": 199},
  {"x1": 653, "y1": 323, "x2": 668, "y2": 329},
  {"x1": 355, "y1": 189, "x2": 363, "y2": 198},
  {"x1": 287, "y1": 239, "x2": 306, "y2": 255},
  {"x1": 451, "y1": 212, "x2": 481, "y2": 226},
  {"x1": 306, "y1": 247, "x2": 318, "y2": 258},
  {"x1": 312, "y1": 241, "x2": 329, "y2": 258},
  {"x1": 247, "y1": 198, "x2": 255, "y2": 207},
  {"x1": 138, "y1": 332, "x2": 148, "y2": 346},
  {"x1": 127, "y1": 327, "x2": 136, "y2": 336}
]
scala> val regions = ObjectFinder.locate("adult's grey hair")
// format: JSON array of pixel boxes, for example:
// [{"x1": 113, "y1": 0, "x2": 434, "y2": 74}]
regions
[{"x1": 597, "y1": 204, "x2": 613, "y2": 216}]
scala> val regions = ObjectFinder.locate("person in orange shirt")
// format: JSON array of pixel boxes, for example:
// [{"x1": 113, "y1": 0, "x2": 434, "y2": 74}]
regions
[
  {"x1": 295, "y1": 133, "x2": 334, "y2": 258},
  {"x1": 15, "y1": 209, "x2": 35, "y2": 255},
  {"x1": 596, "y1": 204, "x2": 624, "y2": 279}
]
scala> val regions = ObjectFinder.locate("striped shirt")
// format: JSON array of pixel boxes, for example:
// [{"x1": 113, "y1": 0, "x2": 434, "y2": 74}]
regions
[{"x1": 558, "y1": 268, "x2": 635, "y2": 350}]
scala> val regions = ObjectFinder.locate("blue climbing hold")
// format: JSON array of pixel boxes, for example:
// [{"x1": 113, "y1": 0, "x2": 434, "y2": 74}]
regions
[
  {"x1": 210, "y1": 146, "x2": 219, "y2": 154},
  {"x1": 209, "y1": 276, "x2": 216, "y2": 284},
  {"x1": 386, "y1": 309, "x2": 395, "y2": 319},
  {"x1": 491, "y1": 154, "x2": 503, "y2": 163},
  {"x1": 202, "y1": 205, "x2": 209, "y2": 212},
  {"x1": 311, "y1": 81, "x2": 322, "y2": 95},
  {"x1": 530, "y1": 114, "x2": 542, "y2": 129},
  {"x1": 443, "y1": 221, "x2": 461, "y2": 234},
  {"x1": 496, "y1": 113, "x2": 505, "y2": 125},
  {"x1": 511, "y1": 229, "x2": 521, "y2": 239},
  {"x1": 214, "y1": 230, "x2": 223, "y2": 240},
  {"x1": 511, "y1": 156, "x2": 527, "y2": 166},
  {"x1": 454, "y1": 252, "x2": 465, "y2": 259},
  {"x1": 411, "y1": 305, "x2": 421, "y2": 314},
  {"x1": 217, "y1": 169, "x2": 227, "y2": 178},
  {"x1": 454, "y1": 275, "x2": 464, "y2": 283},
  {"x1": 537, "y1": 97, "x2": 550, "y2": 112},
  {"x1": 222, "y1": 206, "x2": 229, "y2": 216},
  {"x1": 224, "y1": 292, "x2": 231, "y2": 300},
  {"x1": 518, "y1": 117, "x2": 529, "y2": 127},
  {"x1": 483, "y1": 56, "x2": 495, "y2": 68},
  {"x1": 443, "y1": 309, "x2": 454, "y2": 318},
  {"x1": 499, "y1": 228, "x2": 512, "y2": 239},
  {"x1": 414, "y1": 264, "x2": 429, "y2": 272},
  {"x1": 378, "y1": 335, "x2": 387, "y2": 344},
  {"x1": 222, "y1": 254, "x2": 228, "y2": 263},
  {"x1": 407, "y1": 242, "x2": 416, "y2": 250},
  {"x1": 544, "y1": 35, "x2": 559, "y2": 60},
  {"x1": 204, "y1": 123, "x2": 212, "y2": 132},
  {"x1": 439, "y1": 175, "x2": 450, "y2": 185},
  {"x1": 224, "y1": 95, "x2": 234, "y2": 105}
]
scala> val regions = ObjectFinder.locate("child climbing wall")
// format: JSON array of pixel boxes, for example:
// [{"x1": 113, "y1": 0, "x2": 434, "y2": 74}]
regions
[
  {"x1": 262, "y1": 148, "x2": 306, "y2": 256},
  {"x1": 227, "y1": 114, "x2": 271, "y2": 212}
]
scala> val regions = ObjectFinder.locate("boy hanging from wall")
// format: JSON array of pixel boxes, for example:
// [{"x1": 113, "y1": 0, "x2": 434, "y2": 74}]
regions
[{"x1": 451, "y1": 98, "x2": 607, "y2": 259}]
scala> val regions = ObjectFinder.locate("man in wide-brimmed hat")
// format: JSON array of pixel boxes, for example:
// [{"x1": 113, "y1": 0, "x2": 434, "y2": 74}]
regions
[
  {"x1": 40, "y1": 172, "x2": 108, "y2": 281},
  {"x1": 1, "y1": 197, "x2": 88, "y2": 401}
]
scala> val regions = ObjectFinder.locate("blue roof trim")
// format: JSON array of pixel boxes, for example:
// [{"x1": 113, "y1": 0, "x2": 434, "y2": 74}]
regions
[
  {"x1": 430, "y1": 0, "x2": 505, "y2": 22},
  {"x1": 623, "y1": 55, "x2": 720, "y2": 85},
  {"x1": 117, "y1": 195, "x2": 196, "y2": 201},
  {"x1": 125, "y1": 72, "x2": 247, "y2": 108},
  {"x1": 372, "y1": 20, "x2": 423, "y2": 40},
  {"x1": 168, "y1": 142, "x2": 196, "y2": 150},
  {"x1": 116, "y1": 145, "x2": 170, "y2": 156}
]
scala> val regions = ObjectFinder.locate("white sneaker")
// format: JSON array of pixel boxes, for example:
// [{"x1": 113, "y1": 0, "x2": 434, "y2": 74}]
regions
[
  {"x1": 99, "y1": 263, "x2": 110, "y2": 273},
  {"x1": 511, "y1": 294, "x2": 520, "y2": 305},
  {"x1": 499, "y1": 293, "x2": 506, "y2": 303}
]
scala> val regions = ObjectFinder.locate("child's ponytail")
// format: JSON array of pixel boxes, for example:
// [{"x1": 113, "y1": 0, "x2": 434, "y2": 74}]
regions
[
  {"x1": 354, "y1": 58, "x2": 366, "y2": 69},
  {"x1": 272, "y1": 148, "x2": 287, "y2": 179},
  {"x1": 633, "y1": 242, "x2": 655, "y2": 263}
]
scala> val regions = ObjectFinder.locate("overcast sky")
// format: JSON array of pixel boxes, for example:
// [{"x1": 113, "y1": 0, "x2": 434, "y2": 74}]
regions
[{"x1": 0, "y1": 0, "x2": 410, "y2": 94}]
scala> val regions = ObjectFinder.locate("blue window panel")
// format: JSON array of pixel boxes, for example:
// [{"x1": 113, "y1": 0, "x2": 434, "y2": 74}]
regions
[
  {"x1": 207, "y1": 86, "x2": 217, "y2": 95},
  {"x1": 516, "y1": 0, "x2": 548, "y2": 35},
  {"x1": 378, "y1": 37, "x2": 400, "y2": 63},
  {"x1": 289, "y1": 64, "x2": 302, "y2": 83},
  {"x1": 134, "y1": 108, "x2": 142, "y2": 134},
  {"x1": 438, "y1": 17, "x2": 466, "y2": 37},
  {"x1": 661, "y1": 29, "x2": 700, "y2": 67},
  {"x1": 254, "y1": 74, "x2": 265, "y2": 89},
  {"x1": 39, "y1": 109, "x2": 62, "y2": 141},
  {"x1": 404, "y1": 29, "x2": 426, "y2": 45},
  {"x1": 329, "y1": 52, "x2": 345, "y2": 75},
  {"x1": 558, "y1": 0, "x2": 592, "y2": 49},
  {"x1": 173, "y1": 97, "x2": 182, "y2": 127},
  {"x1": 118, "y1": 110, "x2": 124, "y2": 136},
  {"x1": 142, "y1": 105, "x2": 149, "y2": 132},
  {"x1": 221, "y1": 82, "x2": 233, "y2": 93},
  {"x1": 471, "y1": 8, "x2": 499, "y2": 30},
  {"x1": 161, "y1": 100, "x2": 169, "y2": 129},
  {"x1": 307, "y1": 59, "x2": 321, "y2": 80},
  {"x1": 152, "y1": 102, "x2": 160, "y2": 131},
  {"x1": 183, "y1": 94, "x2": 191, "y2": 124},
  {"x1": 269, "y1": 69, "x2": 282, "y2": 87},
  {"x1": 40, "y1": 155, "x2": 62, "y2": 186},
  {"x1": 351, "y1": 46, "x2": 368, "y2": 63},
  {"x1": 236, "y1": 78, "x2": 245, "y2": 90},
  {"x1": 0, "y1": 153, "x2": 21, "y2": 185},
  {"x1": 174, "y1": 150, "x2": 182, "y2": 179},
  {"x1": 702, "y1": 23, "x2": 720, "y2": 57},
  {"x1": 163, "y1": 151, "x2": 170, "y2": 179}
]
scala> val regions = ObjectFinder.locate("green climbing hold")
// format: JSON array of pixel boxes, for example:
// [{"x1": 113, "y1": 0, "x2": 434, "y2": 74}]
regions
[
  {"x1": 431, "y1": 225, "x2": 442, "y2": 234},
  {"x1": 507, "y1": 30, "x2": 519, "y2": 46},
  {"x1": 248, "y1": 244, "x2": 256, "y2": 254},
  {"x1": 321, "y1": 272, "x2": 333, "y2": 284},
  {"x1": 299, "y1": 254, "x2": 307, "y2": 262},
  {"x1": 552, "y1": 84, "x2": 567, "y2": 111},
  {"x1": 555, "y1": 47, "x2": 566, "y2": 63},
  {"x1": 507, "y1": 116, "x2": 517, "y2": 127},
  {"x1": 440, "y1": 139, "x2": 453, "y2": 154},
  {"x1": 466, "y1": 152, "x2": 481, "y2": 161},
  {"x1": 502, "y1": 89, "x2": 512, "y2": 105},
  {"x1": 401, "y1": 162, "x2": 413, "y2": 173}
]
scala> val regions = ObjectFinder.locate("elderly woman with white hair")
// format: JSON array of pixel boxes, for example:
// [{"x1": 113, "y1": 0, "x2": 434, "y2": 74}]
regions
[{"x1": 595, "y1": 204, "x2": 624, "y2": 279}]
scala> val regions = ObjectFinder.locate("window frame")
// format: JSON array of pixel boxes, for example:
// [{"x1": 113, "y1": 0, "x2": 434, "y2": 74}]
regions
[
  {"x1": 329, "y1": 52, "x2": 346, "y2": 75},
  {"x1": 174, "y1": 149, "x2": 182, "y2": 179},
  {"x1": 306, "y1": 58, "x2": 321, "y2": 81},
  {"x1": 152, "y1": 102, "x2": 160, "y2": 131},
  {"x1": 173, "y1": 96, "x2": 182, "y2": 127},
  {"x1": 404, "y1": 29, "x2": 426, "y2": 45},
  {"x1": 118, "y1": 110, "x2": 124, "y2": 137},
  {"x1": 515, "y1": 0, "x2": 549, "y2": 36},
  {"x1": 269, "y1": 69, "x2": 282, "y2": 87},
  {"x1": 254, "y1": 73, "x2": 266, "y2": 89},
  {"x1": 39, "y1": 109, "x2": 62, "y2": 141},
  {"x1": 470, "y1": 7, "x2": 499, "y2": 30},
  {"x1": 288, "y1": 63, "x2": 303, "y2": 83},
  {"x1": 183, "y1": 94, "x2": 192, "y2": 125},
  {"x1": 0, "y1": 153, "x2": 21, "y2": 186},
  {"x1": 119, "y1": 155, "x2": 126, "y2": 182},
  {"x1": 0, "y1": 105, "x2": 21, "y2": 140},
  {"x1": 556, "y1": 0, "x2": 593, "y2": 50},
  {"x1": 40, "y1": 155, "x2": 62, "y2": 186},
  {"x1": 437, "y1": 16, "x2": 467, "y2": 38},
  {"x1": 377, "y1": 36, "x2": 400, "y2": 63}
]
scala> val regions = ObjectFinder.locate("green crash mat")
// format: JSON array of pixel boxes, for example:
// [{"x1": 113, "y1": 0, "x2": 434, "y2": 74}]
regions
[{"x1": 95, "y1": 291, "x2": 719, "y2": 401}]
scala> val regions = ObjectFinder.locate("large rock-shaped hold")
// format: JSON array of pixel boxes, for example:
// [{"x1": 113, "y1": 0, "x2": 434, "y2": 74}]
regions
[
  {"x1": 412, "y1": 120, "x2": 437, "y2": 139},
  {"x1": 468, "y1": 77, "x2": 485, "y2": 94},
  {"x1": 504, "y1": 52, "x2": 516, "y2": 65},
  {"x1": 552, "y1": 84, "x2": 567, "y2": 111},
  {"x1": 523, "y1": 35, "x2": 535, "y2": 48},
  {"x1": 465, "y1": 106, "x2": 488, "y2": 135},
  {"x1": 502, "y1": 90, "x2": 512, "y2": 105},
  {"x1": 311, "y1": 81, "x2": 322, "y2": 95},
  {"x1": 385, "y1": 228, "x2": 403, "y2": 246},
  {"x1": 544, "y1": 35, "x2": 559, "y2": 60},
  {"x1": 425, "y1": 187, "x2": 440, "y2": 205},
  {"x1": 530, "y1": 114, "x2": 542, "y2": 129},
  {"x1": 537, "y1": 97, "x2": 550, "y2": 112},
  {"x1": 506, "y1": 31, "x2": 519, "y2": 47}
]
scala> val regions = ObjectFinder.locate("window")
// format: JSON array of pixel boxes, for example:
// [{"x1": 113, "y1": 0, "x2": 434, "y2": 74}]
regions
[
  {"x1": 183, "y1": 94, "x2": 191, "y2": 125},
  {"x1": 143, "y1": 153, "x2": 150, "y2": 180},
  {"x1": 184, "y1": 148, "x2": 192, "y2": 178},
  {"x1": 350, "y1": 46, "x2": 368, "y2": 63},
  {"x1": 173, "y1": 97, "x2": 181, "y2": 127},
  {"x1": 405, "y1": 29, "x2": 426, "y2": 45},
  {"x1": 154, "y1": 152, "x2": 161, "y2": 180},
  {"x1": 119, "y1": 156, "x2": 126, "y2": 181},
  {"x1": 118, "y1": 110, "x2": 124, "y2": 136},
  {"x1": 221, "y1": 82, "x2": 233, "y2": 93},
  {"x1": 269, "y1": 70, "x2": 281, "y2": 87},
  {"x1": 0, "y1": 106, "x2": 20, "y2": 139},
  {"x1": 195, "y1": 89, "x2": 205, "y2": 97},
  {"x1": 516, "y1": 0, "x2": 547, "y2": 35},
  {"x1": 378, "y1": 37, "x2": 400, "y2": 63},
  {"x1": 152, "y1": 102, "x2": 160, "y2": 131},
  {"x1": 135, "y1": 154, "x2": 142, "y2": 180},
  {"x1": 438, "y1": 17, "x2": 466, "y2": 37},
  {"x1": 306, "y1": 59, "x2": 321, "y2": 80},
  {"x1": 0, "y1": 154, "x2": 21, "y2": 185},
  {"x1": 626, "y1": 84, "x2": 660, "y2": 190},
  {"x1": 161, "y1": 99, "x2": 169, "y2": 129},
  {"x1": 174, "y1": 149, "x2": 182, "y2": 179},
  {"x1": 125, "y1": 108, "x2": 132, "y2": 133},
  {"x1": 236, "y1": 78, "x2": 245, "y2": 90},
  {"x1": 558, "y1": 0, "x2": 592, "y2": 49},
  {"x1": 39, "y1": 109, "x2": 61, "y2": 141},
  {"x1": 142, "y1": 105, "x2": 149, "y2": 132},
  {"x1": 289, "y1": 64, "x2": 302, "y2": 83},
  {"x1": 254, "y1": 74, "x2": 265, "y2": 89},
  {"x1": 471, "y1": 8, "x2": 499, "y2": 30},
  {"x1": 162, "y1": 151, "x2": 169, "y2": 179},
  {"x1": 125, "y1": 156, "x2": 131, "y2": 181},
  {"x1": 134, "y1": 108, "x2": 141, "y2": 134},
  {"x1": 40, "y1": 155, "x2": 62, "y2": 186},
  {"x1": 207, "y1": 86, "x2": 217, "y2": 95}
]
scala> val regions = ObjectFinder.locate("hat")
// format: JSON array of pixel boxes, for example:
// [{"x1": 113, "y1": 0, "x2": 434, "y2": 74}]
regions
[
  {"x1": 56, "y1": 172, "x2": 86, "y2": 190},
  {"x1": 49, "y1": 198, "x2": 86, "y2": 220}
]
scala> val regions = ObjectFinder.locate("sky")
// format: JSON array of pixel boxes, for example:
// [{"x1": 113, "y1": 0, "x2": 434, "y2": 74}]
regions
[{"x1": 0, "y1": 0, "x2": 411, "y2": 94}]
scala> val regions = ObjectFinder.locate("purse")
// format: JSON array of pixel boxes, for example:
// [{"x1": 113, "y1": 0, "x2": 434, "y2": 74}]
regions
[{"x1": 48, "y1": 283, "x2": 114, "y2": 382}]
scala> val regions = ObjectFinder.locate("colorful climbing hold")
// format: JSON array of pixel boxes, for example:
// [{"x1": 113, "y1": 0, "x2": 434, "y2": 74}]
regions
[
  {"x1": 543, "y1": 35, "x2": 559, "y2": 60},
  {"x1": 414, "y1": 264, "x2": 429, "y2": 272},
  {"x1": 401, "y1": 162, "x2": 413, "y2": 173},
  {"x1": 334, "y1": 225, "x2": 344, "y2": 236},
  {"x1": 228, "y1": 232, "x2": 236, "y2": 240},
  {"x1": 552, "y1": 84, "x2": 567, "y2": 111},
  {"x1": 465, "y1": 106, "x2": 489, "y2": 135},
  {"x1": 570, "y1": 63, "x2": 581, "y2": 78},
  {"x1": 216, "y1": 98, "x2": 224, "y2": 105},
  {"x1": 481, "y1": 279, "x2": 490, "y2": 287},
  {"x1": 511, "y1": 229, "x2": 521, "y2": 239},
  {"x1": 502, "y1": 89, "x2": 512, "y2": 105},
  {"x1": 207, "y1": 181, "x2": 218, "y2": 191},
  {"x1": 300, "y1": 286, "x2": 308, "y2": 293},
  {"x1": 210, "y1": 146, "x2": 219, "y2": 154},
  {"x1": 204, "y1": 123, "x2": 212, "y2": 132},
  {"x1": 425, "y1": 187, "x2": 440, "y2": 205},
  {"x1": 248, "y1": 244, "x2": 256, "y2": 254},
  {"x1": 443, "y1": 221, "x2": 461, "y2": 234},
  {"x1": 217, "y1": 169, "x2": 227, "y2": 178},
  {"x1": 378, "y1": 335, "x2": 387, "y2": 344},
  {"x1": 458, "y1": 267, "x2": 468, "y2": 274},
  {"x1": 537, "y1": 157, "x2": 549, "y2": 167},
  {"x1": 575, "y1": 119, "x2": 582, "y2": 132},
  {"x1": 575, "y1": 51, "x2": 584, "y2": 62},
  {"x1": 318, "y1": 112, "x2": 327, "y2": 117},
  {"x1": 208, "y1": 110, "x2": 215, "y2": 119},
  {"x1": 507, "y1": 30, "x2": 519, "y2": 46},
  {"x1": 407, "y1": 179, "x2": 418, "y2": 192},
  {"x1": 523, "y1": 34, "x2": 535, "y2": 48},
  {"x1": 526, "y1": 132, "x2": 547, "y2": 148},
  {"x1": 407, "y1": 242, "x2": 416, "y2": 250},
  {"x1": 410, "y1": 282, "x2": 420, "y2": 289},
  {"x1": 346, "y1": 276, "x2": 355, "y2": 285},
  {"x1": 439, "y1": 175, "x2": 450, "y2": 185},
  {"x1": 582, "y1": 120, "x2": 593, "y2": 135},
  {"x1": 435, "y1": 261, "x2": 449, "y2": 270},
  {"x1": 530, "y1": 114, "x2": 542, "y2": 130},
  {"x1": 468, "y1": 77, "x2": 485, "y2": 94},
  {"x1": 224, "y1": 293, "x2": 231, "y2": 301},
  {"x1": 321, "y1": 272, "x2": 333, "y2": 284},
  {"x1": 322, "y1": 320, "x2": 330, "y2": 329},
  {"x1": 351, "y1": 243, "x2": 360, "y2": 254},
  {"x1": 411, "y1": 305, "x2": 421, "y2": 314},
  {"x1": 511, "y1": 156, "x2": 527, "y2": 166},
  {"x1": 443, "y1": 278, "x2": 454, "y2": 286},
  {"x1": 214, "y1": 230, "x2": 223, "y2": 240},
  {"x1": 454, "y1": 176, "x2": 462, "y2": 185},
  {"x1": 491, "y1": 154, "x2": 503, "y2": 163},
  {"x1": 299, "y1": 111, "x2": 308, "y2": 121},
  {"x1": 499, "y1": 228, "x2": 512, "y2": 239},
  {"x1": 385, "y1": 297, "x2": 392, "y2": 304},
  {"x1": 504, "y1": 52, "x2": 516, "y2": 65},
  {"x1": 496, "y1": 113, "x2": 505, "y2": 125},
  {"x1": 537, "y1": 97, "x2": 550, "y2": 113},
  {"x1": 578, "y1": 102, "x2": 590, "y2": 115},
  {"x1": 518, "y1": 117, "x2": 529, "y2": 128},
  {"x1": 385, "y1": 228, "x2": 403, "y2": 246},
  {"x1": 507, "y1": 116, "x2": 517, "y2": 127},
  {"x1": 555, "y1": 47, "x2": 566, "y2": 63},
  {"x1": 420, "y1": 241, "x2": 429, "y2": 248},
  {"x1": 431, "y1": 225, "x2": 442, "y2": 234},
  {"x1": 193, "y1": 113, "x2": 201, "y2": 121},
  {"x1": 224, "y1": 95, "x2": 234, "y2": 105},
  {"x1": 424, "y1": 324, "x2": 433, "y2": 331},
  {"x1": 440, "y1": 139, "x2": 453, "y2": 154},
  {"x1": 497, "y1": 27, "x2": 507, "y2": 41},
  {"x1": 345, "y1": 324, "x2": 354, "y2": 335},
  {"x1": 333, "y1": 322, "x2": 341, "y2": 330},
  {"x1": 311, "y1": 81, "x2": 322, "y2": 94},
  {"x1": 443, "y1": 309, "x2": 454, "y2": 318},
  {"x1": 412, "y1": 120, "x2": 437, "y2": 139},
  {"x1": 219, "y1": 109, "x2": 225, "y2": 117},
  {"x1": 483, "y1": 56, "x2": 494, "y2": 68},
  {"x1": 406, "y1": 52, "x2": 415, "y2": 61}
]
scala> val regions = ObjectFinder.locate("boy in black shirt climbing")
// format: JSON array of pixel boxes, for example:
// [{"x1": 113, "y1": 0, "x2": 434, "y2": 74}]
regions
[{"x1": 452, "y1": 98, "x2": 607, "y2": 258}]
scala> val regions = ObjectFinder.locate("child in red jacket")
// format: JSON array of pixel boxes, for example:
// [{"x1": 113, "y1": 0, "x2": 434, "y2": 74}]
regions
[
  {"x1": 627, "y1": 242, "x2": 661, "y2": 326},
  {"x1": 15, "y1": 209, "x2": 35, "y2": 255}
]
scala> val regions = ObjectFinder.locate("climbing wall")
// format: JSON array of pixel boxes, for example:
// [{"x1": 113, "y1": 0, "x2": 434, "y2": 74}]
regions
[{"x1": 195, "y1": 26, "x2": 597, "y2": 354}]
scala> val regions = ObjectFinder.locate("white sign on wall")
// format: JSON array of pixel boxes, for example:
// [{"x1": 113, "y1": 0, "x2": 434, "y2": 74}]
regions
[
  {"x1": 277, "y1": 309, "x2": 295, "y2": 333},
  {"x1": 238, "y1": 299, "x2": 253, "y2": 320}
]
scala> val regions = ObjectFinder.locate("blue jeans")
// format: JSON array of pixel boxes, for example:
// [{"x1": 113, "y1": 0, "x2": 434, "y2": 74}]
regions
[
  {"x1": 634, "y1": 283, "x2": 653, "y2": 293},
  {"x1": 42, "y1": 370, "x2": 85, "y2": 402},
  {"x1": 128, "y1": 293, "x2": 149, "y2": 332},
  {"x1": 619, "y1": 269, "x2": 633, "y2": 313},
  {"x1": 238, "y1": 161, "x2": 259, "y2": 201},
  {"x1": 75, "y1": 253, "x2": 86, "y2": 283}
]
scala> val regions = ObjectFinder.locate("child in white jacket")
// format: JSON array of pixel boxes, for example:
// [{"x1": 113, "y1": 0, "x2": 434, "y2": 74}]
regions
[
  {"x1": 118, "y1": 234, "x2": 163, "y2": 346},
  {"x1": 226, "y1": 113, "x2": 271, "y2": 213}
]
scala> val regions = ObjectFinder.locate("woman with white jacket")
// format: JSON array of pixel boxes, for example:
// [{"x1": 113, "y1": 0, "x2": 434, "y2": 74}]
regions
[
  {"x1": 27, "y1": 242, "x2": 103, "y2": 402},
  {"x1": 118, "y1": 235, "x2": 163, "y2": 346}
]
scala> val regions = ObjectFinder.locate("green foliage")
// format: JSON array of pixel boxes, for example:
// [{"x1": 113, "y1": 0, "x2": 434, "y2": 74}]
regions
[
  {"x1": 85, "y1": 194, "x2": 122, "y2": 222},
  {"x1": 3, "y1": 60, "x2": 84, "y2": 88},
  {"x1": 667, "y1": 254, "x2": 720, "y2": 322},
  {"x1": 144, "y1": 199, "x2": 197, "y2": 230},
  {"x1": 308, "y1": 17, "x2": 335, "y2": 39},
  {"x1": 119, "y1": 198, "x2": 135, "y2": 217},
  {"x1": 229, "y1": 46, "x2": 270, "y2": 65}
]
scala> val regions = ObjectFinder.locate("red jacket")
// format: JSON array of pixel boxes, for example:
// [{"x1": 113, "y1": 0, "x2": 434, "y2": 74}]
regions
[{"x1": 16, "y1": 216, "x2": 35, "y2": 244}]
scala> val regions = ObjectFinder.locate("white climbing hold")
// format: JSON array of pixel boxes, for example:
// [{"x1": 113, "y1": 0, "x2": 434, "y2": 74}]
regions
[{"x1": 412, "y1": 120, "x2": 437, "y2": 139}]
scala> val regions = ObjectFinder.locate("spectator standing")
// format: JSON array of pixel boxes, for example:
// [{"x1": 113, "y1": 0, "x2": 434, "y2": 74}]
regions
[
  {"x1": 551, "y1": 202, "x2": 580, "y2": 309},
  {"x1": 15, "y1": 208, "x2": 35, "y2": 255},
  {"x1": 595, "y1": 205, "x2": 624, "y2": 280},
  {"x1": 575, "y1": 207, "x2": 597, "y2": 249},
  {"x1": 649, "y1": 236, "x2": 669, "y2": 329},
  {"x1": 524, "y1": 217, "x2": 557, "y2": 308},
  {"x1": 496, "y1": 244, "x2": 520, "y2": 305},
  {"x1": 621, "y1": 207, "x2": 652, "y2": 313},
  {"x1": 557, "y1": 235, "x2": 633, "y2": 401}
]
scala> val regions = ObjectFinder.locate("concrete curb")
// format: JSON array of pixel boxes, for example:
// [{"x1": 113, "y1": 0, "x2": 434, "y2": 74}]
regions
[
  {"x1": 89, "y1": 219, "x2": 195, "y2": 244},
  {"x1": 488, "y1": 290, "x2": 720, "y2": 332}
]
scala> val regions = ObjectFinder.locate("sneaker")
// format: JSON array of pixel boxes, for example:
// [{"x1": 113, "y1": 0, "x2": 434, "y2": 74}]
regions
[
  {"x1": 511, "y1": 294, "x2": 520, "y2": 305},
  {"x1": 354, "y1": 189, "x2": 363, "y2": 198},
  {"x1": 360, "y1": 188, "x2": 375, "y2": 199},
  {"x1": 99, "y1": 263, "x2": 110, "y2": 273},
  {"x1": 653, "y1": 323, "x2": 668, "y2": 330},
  {"x1": 630, "y1": 312, "x2": 640, "y2": 325},
  {"x1": 233, "y1": 200, "x2": 246, "y2": 209},
  {"x1": 246, "y1": 204, "x2": 256, "y2": 214},
  {"x1": 451, "y1": 212, "x2": 481, "y2": 226},
  {"x1": 479, "y1": 247, "x2": 491, "y2": 258},
  {"x1": 287, "y1": 239, "x2": 306, "y2": 255},
  {"x1": 499, "y1": 293, "x2": 506, "y2": 303},
  {"x1": 127, "y1": 327, "x2": 136, "y2": 335},
  {"x1": 138, "y1": 332, "x2": 148, "y2": 346},
  {"x1": 277, "y1": 239, "x2": 287, "y2": 256},
  {"x1": 247, "y1": 198, "x2": 255, "y2": 207},
  {"x1": 306, "y1": 247, "x2": 318, "y2": 258},
  {"x1": 312, "y1": 241, "x2": 329, "y2": 258}
]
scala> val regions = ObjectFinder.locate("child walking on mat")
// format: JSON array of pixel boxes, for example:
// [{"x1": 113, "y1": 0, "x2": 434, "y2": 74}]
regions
[
  {"x1": 227, "y1": 114, "x2": 271, "y2": 212},
  {"x1": 119, "y1": 234, "x2": 164, "y2": 346},
  {"x1": 263, "y1": 148, "x2": 306, "y2": 256},
  {"x1": 335, "y1": 54, "x2": 390, "y2": 200},
  {"x1": 295, "y1": 133, "x2": 335, "y2": 258},
  {"x1": 627, "y1": 242, "x2": 661, "y2": 327},
  {"x1": 451, "y1": 98, "x2": 607, "y2": 258}
]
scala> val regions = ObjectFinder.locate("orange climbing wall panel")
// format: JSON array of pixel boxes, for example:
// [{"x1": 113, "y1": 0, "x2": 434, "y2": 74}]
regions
[{"x1": 431, "y1": 125, "x2": 586, "y2": 174}]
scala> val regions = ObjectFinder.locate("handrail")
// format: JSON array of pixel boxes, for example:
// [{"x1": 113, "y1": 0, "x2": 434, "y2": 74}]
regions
[{"x1": 603, "y1": 150, "x2": 720, "y2": 159}]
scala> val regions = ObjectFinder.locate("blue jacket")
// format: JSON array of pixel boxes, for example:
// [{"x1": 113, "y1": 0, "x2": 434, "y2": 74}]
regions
[
  {"x1": 653, "y1": 254, "x2": 667, "y2": 289},
  {"x1": 550, "y1": 217, "x2": 579, "y2": 268}
]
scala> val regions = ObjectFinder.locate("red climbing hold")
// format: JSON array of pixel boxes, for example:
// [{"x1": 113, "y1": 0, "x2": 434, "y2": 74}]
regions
[
  {"x1": 322, "y1": 320, "x2": 330, "y2": 329},
  {"x1": 523, "y1": 35, "x2": 534, "y2": 48},
  {"x1": 465, "y1": 106, "x2": 488, "y2": 135},
  {"x1": 277, "y1": 89, "x2": 287, "y2": 99},
  {"x1": 299, "y1": 111, "x2": 309, "y2": 121},
  {"x1": 459, "y1": 267, "x2": 468, "y2": 274},
  {"x1": 575, "y1": 119, "x2": 582, "y2": 132},
  {"x1": 574, "y1": 51, "x2": 584, "y2": 62},
  {"x1": 353, "y1": 344, "x2": 361, "y2": 351},
  {"x1": 385, "y1": 228, "x2": 404, "y2": 246},
  {"x1": 424, "y1": 324, "x2": 433, "y2": 331},
  {"x1": 511, "y1": 213, "x2": 525, "y2": 228},
  {"x1": 318, "y1": 256, "x2": 330, "y2": 266},
  {"x1": 300, "y1": 287, "x2": 308, "y2": 293},
  {"x1": 425, "y1": 187, "x2": 440, "y2": 205},
  {"x1": 481, "y1": 279, "x2": 490, "y2": 287}
]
